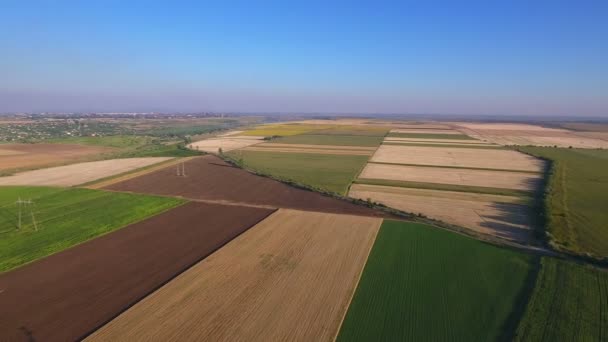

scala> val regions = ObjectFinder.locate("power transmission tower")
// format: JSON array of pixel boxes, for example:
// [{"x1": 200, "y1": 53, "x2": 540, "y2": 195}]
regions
[
  {"x1": 15, "y1": 198, "x2": 38, "y2": 231},
  {"x1": 176, "y1": 162, "x2": 186, "y2": 177}
]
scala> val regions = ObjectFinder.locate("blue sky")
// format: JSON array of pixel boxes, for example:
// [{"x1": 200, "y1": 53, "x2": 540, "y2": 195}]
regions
[{"x1": 1, "y1": 1, "x2": 607, "y2": 116}]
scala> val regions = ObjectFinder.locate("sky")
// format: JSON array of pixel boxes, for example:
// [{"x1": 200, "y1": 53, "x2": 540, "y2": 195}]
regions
[{"x1": 1, "y1": 1, "x2": 607, "y2": 116}]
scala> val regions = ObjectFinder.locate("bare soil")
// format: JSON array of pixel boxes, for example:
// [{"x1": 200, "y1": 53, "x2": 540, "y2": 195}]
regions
[
  {"x1": 104, "y1": 155, "x2": 387, "y2": 217},
  {"x1": 0, "y1": 202, "x2": 273, "y2": 342},
  {"x1": 88, "y1": 209, "x2": 381, "y2": 342}
]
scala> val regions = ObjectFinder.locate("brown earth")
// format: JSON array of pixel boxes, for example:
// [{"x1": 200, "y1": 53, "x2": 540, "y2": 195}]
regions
[
  {"x1": 0, "y1": 143, "x2": 113, "y2": 171},
  {"x1": 0, "y1": 202, "x2": 273, "y2": 342},
  {"x1": 88, "y1": 209, "x2": 381, "y2": 342},
  {"x1": 104, "y1": 155, "x2": 387, "y2": 217}
]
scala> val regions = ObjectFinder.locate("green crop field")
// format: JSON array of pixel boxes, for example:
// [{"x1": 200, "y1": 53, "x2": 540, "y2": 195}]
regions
[
  {"x1": 518, "y1": 147, "x2": 608, "y2": 257},
  {"x1": 270, "y1": 134, "x2": 384, "y2": 147},
  {"x1": 515, "y1": 257, "x2": 608, "y2": 341},
  {"x1": 227, "y1": 150, "x2": 369, "y2": 194},
  {"x1": 388, "y1": 132, "x2": 476, "y2": 140},
  {"x1": 0, "y1": 186, "x2": 184, "y2": 272},
  {"x1": 48, "y1": 135, "x2": 152, "y2": 148},
  {"x1": 337, "y1": 220, "x2": 533, "y2": 341}
]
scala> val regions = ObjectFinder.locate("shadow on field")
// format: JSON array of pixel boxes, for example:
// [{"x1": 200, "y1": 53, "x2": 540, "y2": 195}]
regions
[
  {"x1": 497, "y1": 256, "x2": 541, "y2": 342},
  {"x1": 479, "y1": 202, "x2": 532, "y2": 244}
]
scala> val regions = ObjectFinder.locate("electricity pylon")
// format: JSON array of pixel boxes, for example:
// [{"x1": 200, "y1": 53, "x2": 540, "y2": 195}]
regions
[{"x1": 15, "y1": 197, "x2": 38, "y2": 231}]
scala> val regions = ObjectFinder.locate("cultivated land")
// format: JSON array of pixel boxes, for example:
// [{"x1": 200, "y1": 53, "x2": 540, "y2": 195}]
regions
[
  {"x1": 390, "y1": 128, "x2": 462, "y2": 134},
  {"x1": 104, "y1": 155, "x2": 385, "y2": 216},
  {"x1": 0, "y1": 186, "x2": 182, "y2": 272},
  {"x1": 337, "y1": 220, "x2": 533, "y2": 341},
  {"x1": 359, "y1": 163, "x2": 541, "y2": 191},
  {"x1": 384, "y1": 137, "x2": 495, "y2": 144},
  {"x1": 387, "y1": 132, "x2": 475, "y2": 140},
  {"x1": 0, "y1": 157, "x2": 172, "y2": 186},
  {"x1": 349, "y1": 184, "x2": 532, "y2": 242},
  {"x1": 515, "y1": 258, "x2": 608, "y2": 341},
  {"x1": 518, "y1": 147, "x2": 608, "y2": 257},
  {"x1": 89, "y1": 209, "x2": 381, "y2": 342},
  {"x1": 229, "y1": 150, "x2": 370, "y2": 194},
  {"x1": 188, "y1": 136, "x2": 263, "y2": 153},
  {"x1": 269, "y1": 133, "x2": 385, "y2": 147},
  {"x1": 455, "y1": 122, "x2": 608, "y2": 148},
  {"x1": 371, "y1": 145, "x2": 543, "y2": 171},
  {"x1": 240, "y1": 123, "x2": 330, "y2": 136},
  {"x1": 0, "y1": 143, "x2": 113, "y2": 173},
  {"x1": 0, "y1": 202, "x2": 272, "y2": 341}
]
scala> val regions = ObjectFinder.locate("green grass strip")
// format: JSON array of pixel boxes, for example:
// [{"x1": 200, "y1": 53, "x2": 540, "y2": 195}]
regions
[{"x1": 355, "y1": 178, "x2": 532, "y2": 198}]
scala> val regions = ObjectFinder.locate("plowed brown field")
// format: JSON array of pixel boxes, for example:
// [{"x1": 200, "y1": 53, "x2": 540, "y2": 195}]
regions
[
  {"x1": 105, "y1": 155, "x2": 386, "y2": 217},
  {"x1": 88, "y1": 209, "x2": 381, "y2": 342},
  {"x1": 0, "y1": 202, "x2": 272, "y2": 342}
]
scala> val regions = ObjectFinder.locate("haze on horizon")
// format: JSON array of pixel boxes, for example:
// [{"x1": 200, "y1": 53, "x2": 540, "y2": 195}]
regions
[{"x1": 1, "y1": 1, "x2": 607, "y2": 117}]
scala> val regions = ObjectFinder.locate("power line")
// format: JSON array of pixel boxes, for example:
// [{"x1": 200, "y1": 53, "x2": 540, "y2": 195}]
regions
[{"x1": 15, "y1": 197, "x2": 37, "y2": 231}]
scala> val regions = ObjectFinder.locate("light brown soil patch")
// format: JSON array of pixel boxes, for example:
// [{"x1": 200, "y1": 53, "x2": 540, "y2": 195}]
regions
[
  {"x1": 390, "y1": 129, "x2": 461, "y2": 134},
  {"x1": 88, "y1": 209, "x2": 381, "y2": 342},
  {"x1": 370, "y1": 145, "x2": 543, "y2": 172},
  {"x1": 360, "y1": 163, "x2": 541, "y2": 190},
  {"x1": 0, "y1": 158, "x2": 171, "y2": 186},
  {"x1": 384, "y1": 137, "x2": 494, "y2": 145},
  {"x1": 188, "y1": 137, "x2": 263, "y2": 153},
  {"x1": 262, "y1": 143, "x2": 377, "y2": 151},
  {"x1": 0, "y1": 143, "x2": 113, "y2": 171},
  {"x1": 349, "y1": 184, "x2": 532, "y2": 243}
]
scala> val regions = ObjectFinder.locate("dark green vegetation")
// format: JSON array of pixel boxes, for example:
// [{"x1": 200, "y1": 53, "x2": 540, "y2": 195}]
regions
[
  {"x1": 0, "y1": 186, "x2": 184, "y2": 272},
  {"x1": 226, "y1": 150, "x2": 369, "y2": 195},
  {"x1": 387, "y1": 132, "x2": 476, "y2": 140},
  {"x1": 355, "y1": 178, "x2": 531, "y2": 198},
  {"x1": 515, "y1": 257, "x2": 608, "y2": 341},
  {"x1": 270, "y1": 134, "x2": 384, "y2": 147},
  {"x1": 382, "y1": 142, "x2": 505, "y2": 149},
  {"x1": 518, "y1": 147, "x2": 608, "y2": 257},
  {"x1": 337, "y1": 220, "x2": 533, "y2": 341}
]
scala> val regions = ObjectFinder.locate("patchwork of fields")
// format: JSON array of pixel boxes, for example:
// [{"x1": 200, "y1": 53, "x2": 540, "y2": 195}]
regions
[
  {"x1": 0, "y1": 143, "x2": 114, "y2": 172},
  {"x1": 1, "y1": 119, "x2": 605, "y2": 341},
  {"x1": 348, "y1": 126, "x2": 544, "y2": 243}
]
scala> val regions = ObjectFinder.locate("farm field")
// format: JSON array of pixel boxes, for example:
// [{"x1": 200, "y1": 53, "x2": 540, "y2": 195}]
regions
[
  {"x1": 390, "y1": 128, "x2": 462, "y2": 134},
  {"x1": 240, "y1": 123, "x2": 331, "y2": 136},
  {"x1": 518, "y1": 147, "x2": 608, "y2": 257},
  {"x1": 0, "y1": 143, "x2": 113, "y2": 173},
  {"x1": 188, "y1": 136, "x2": 263, "y2": 153},
  {"x1": 268, "y1": 133, "x2": 384, "y2": 146},
  {"x1": 243, "y1": 143, "x2": 375, "y2": 156},
  {"x1": 349, "y1": 184, "x2": 532, "y2": 242},
  {"x1": 104, "y1": 155, "x2": 385, "y2": 217},
  {"x1": 515, "y1": 258, "x2": 608, "y2": 341},
  {"x1": 387, "y1": 132, "x2": 475, "y2": 140},
  {"x1": 359, "y1": 163, "x2": 541, "y2": 190},
  {"x1": 0, "y1": 186, "x2": 182, "y2": 272},
  {"x1": 371, "y1": 145, "x2": 543, "y2": 171},
  {"x1": 0, "y1": 157, "x2": 172, "y2": 186},
  {"x1": 89, "y1": 209, "x2": 381, "y2": 342},
  {"x1": 455, "y1": 122, "x2": 608, "y2": 148},
  {"x1": 0, "y1": 202, "x2": 272, "y2": 341},
  {"x1": 384, "y1": 136, "x2": 494, "y2": 144},
  {"x1": 337, "y1": 220, "x2": 533, "y2": 341},
  {"x1": 228, "y1": 149, "x2": 370, "y2": 194}
]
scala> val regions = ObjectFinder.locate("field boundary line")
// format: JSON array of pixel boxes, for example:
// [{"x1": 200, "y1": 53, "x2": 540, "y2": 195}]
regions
[
  {"x1": 80, "y1": 207, "x2": 278, "y2": 340},
  {"x1": 331, "y1": 217, "x2": 382, "y2": 342}
]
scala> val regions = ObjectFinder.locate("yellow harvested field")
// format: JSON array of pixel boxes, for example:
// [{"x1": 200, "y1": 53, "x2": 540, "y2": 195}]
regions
[
  {"x1": 384, "y1": 137, "x2": 493, "y2": 144},
  {"x1": 244, "y1": 147, "x2": 373, "y2": 156},
  {"x1": 0, "y1": 157, "x2": 172, "y2": 186},
  {"x1": 349, "y1": 184, "x2": 532, "y2": 243},
  {"x1": 360, "y1": 163, "x2": 541, "y2": 190},
  {"x1": 390, "y1": 129, "x2": 462, "y2": 134},
  {"x1": 188, "y1": 137, "x2": 263, "y2": 153},
  {"x1": 88, "y1": 209, "x2": 381, "y2": 342},
  {"x1": 370, "y1": 145, "x2": 543, "y2": 172}
]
